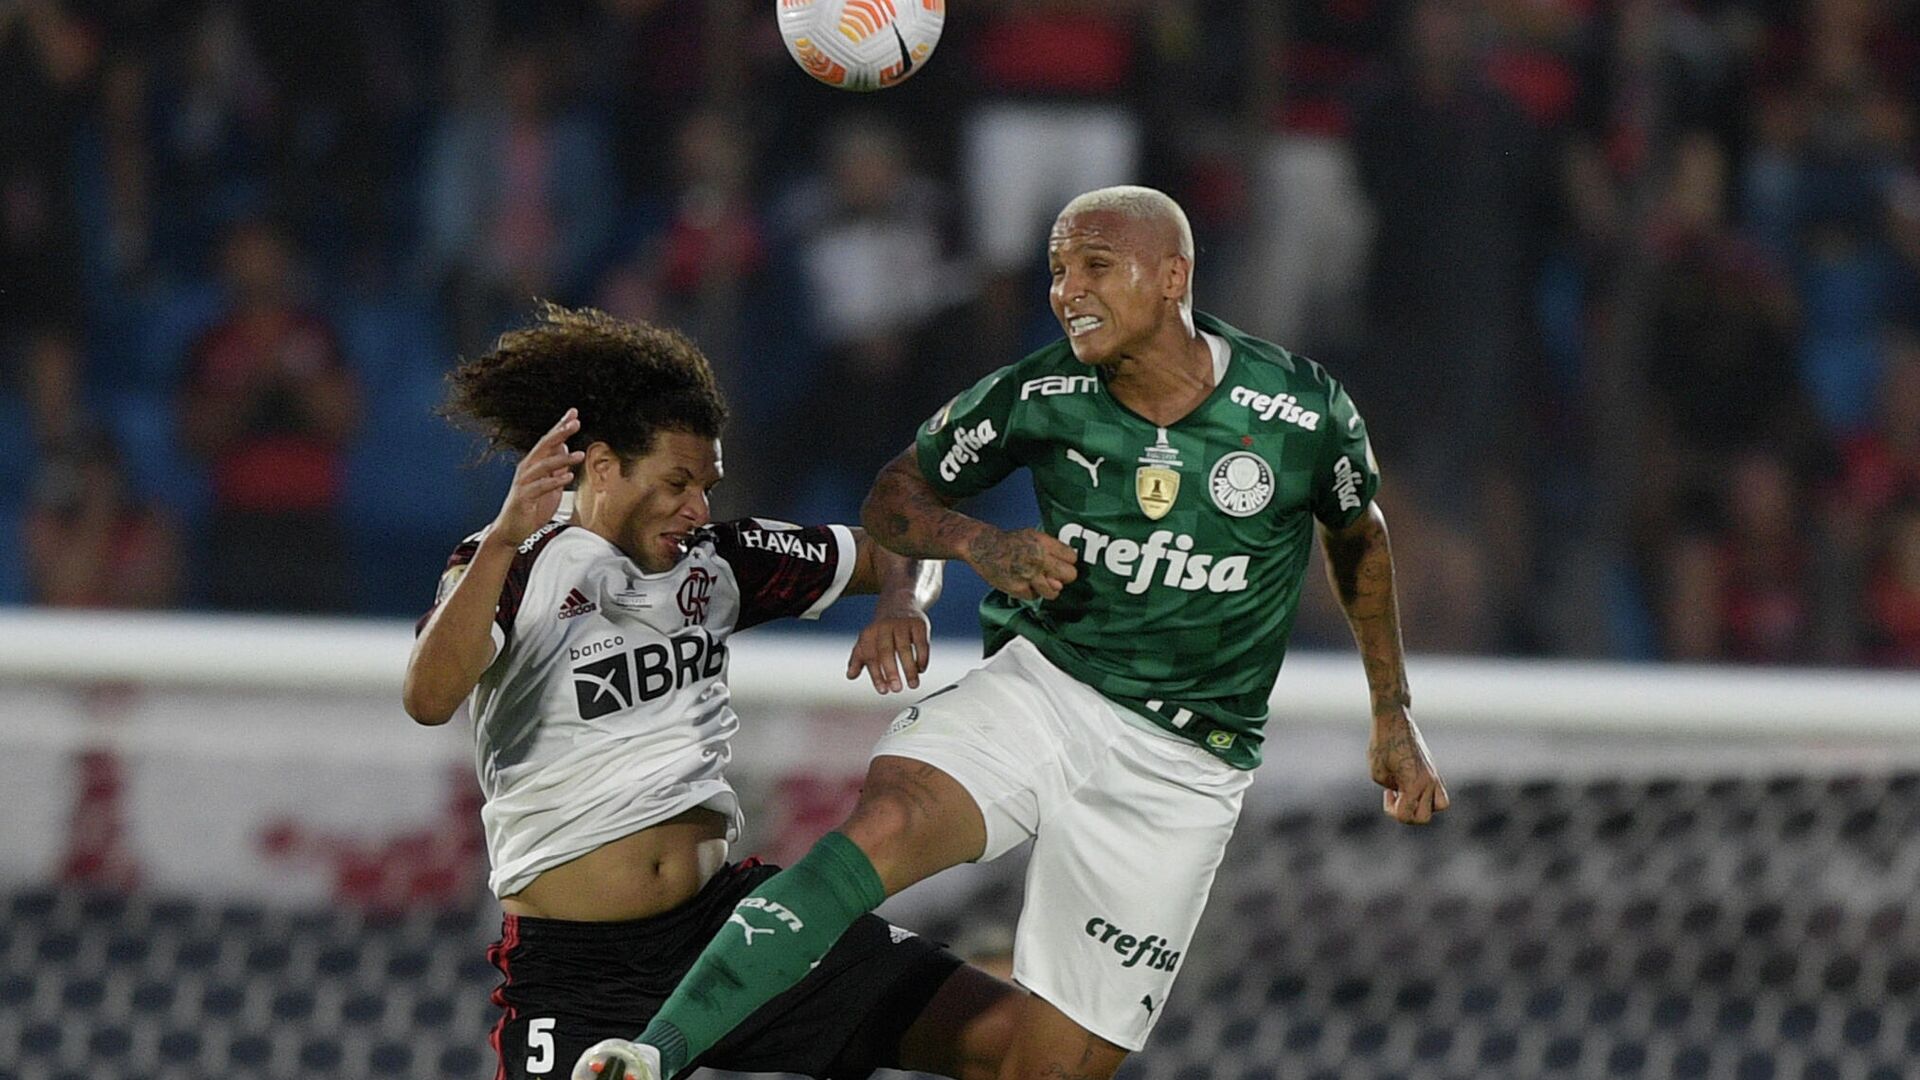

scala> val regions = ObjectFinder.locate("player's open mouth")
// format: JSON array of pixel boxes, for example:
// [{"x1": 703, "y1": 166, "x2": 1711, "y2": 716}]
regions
[{"x1": 1068, "y1": 315, "x2": 1103, "y2": 337}]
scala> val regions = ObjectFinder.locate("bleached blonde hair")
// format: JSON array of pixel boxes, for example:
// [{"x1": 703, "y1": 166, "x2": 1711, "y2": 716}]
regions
[{"x1": 1057, "y1": 185, "x2": 1196, "y2": 315}]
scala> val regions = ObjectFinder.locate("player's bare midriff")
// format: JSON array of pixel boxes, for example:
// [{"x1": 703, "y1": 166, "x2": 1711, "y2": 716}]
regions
[{"x1": 500, "y1": 805, "x2": 732, "y2": 921}]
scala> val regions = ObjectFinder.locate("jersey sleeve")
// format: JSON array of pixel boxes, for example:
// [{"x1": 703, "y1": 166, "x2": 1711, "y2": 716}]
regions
[
  {"x1": 414, "y1": 524, "x2": 567, "y2": 659},
  {"x1": 710, "y1": 519, "x2": 857, "y2": 631},
  {"x1": 913, "y1": 364, "x2": 1024, "y2": 500},
  {"x1": 1310, "y1": 376, "x2": 1382, "y2": 529}
]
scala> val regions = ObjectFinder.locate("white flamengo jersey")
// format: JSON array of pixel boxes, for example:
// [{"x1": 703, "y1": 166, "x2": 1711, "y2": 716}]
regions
[{"x1": 419, "y1": 516, "x2": 856, "y2": 897}]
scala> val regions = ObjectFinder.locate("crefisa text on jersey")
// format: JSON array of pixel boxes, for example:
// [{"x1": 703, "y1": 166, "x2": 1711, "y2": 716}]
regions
[
  {"x1": 1056, "y1": 522, "x2": 1252, "y2": 595},
  {"x1": 1228, "y1": 385, "x2": 1321, "y2": 431},
  {"x1": 937, "y1": 419, "x2": 998, "y2": 482},
  {"x1": 1331, "y1": 455, "x2": 1364, "y2": 511}
]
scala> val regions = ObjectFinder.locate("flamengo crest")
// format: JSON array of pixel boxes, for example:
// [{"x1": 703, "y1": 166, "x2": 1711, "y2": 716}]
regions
[{"x1": 678, "y1": 568, "x2": 713, "y2": 626}]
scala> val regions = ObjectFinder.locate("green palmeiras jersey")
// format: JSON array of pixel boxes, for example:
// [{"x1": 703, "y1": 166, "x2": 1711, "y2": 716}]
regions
[{"x1": 915, "y1": 312, "x2": 1380, "y2": 769}]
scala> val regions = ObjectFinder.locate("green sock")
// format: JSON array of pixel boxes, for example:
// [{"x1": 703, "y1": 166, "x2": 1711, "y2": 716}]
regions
[{"x1": 639, "y1": 831, "x2": 886, "y2": 1075}]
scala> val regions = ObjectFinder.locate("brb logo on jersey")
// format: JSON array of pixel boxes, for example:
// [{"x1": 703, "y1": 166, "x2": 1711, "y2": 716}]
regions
[
  {"x1": 678, "y1": 567, "x2": 713, "y2": 626},
  {"x1": 572, "y1": 631, "x2": 727, "y2": 720},
  {"x1": 937, "y1": 419, "x2": 997, "y2": 482},
  {"x1": 570, "y1": 637, "x2": 632, "y2": 718},
  {"x1": 1056, "y1": 523, "x2": 1251, "y2": 595}
]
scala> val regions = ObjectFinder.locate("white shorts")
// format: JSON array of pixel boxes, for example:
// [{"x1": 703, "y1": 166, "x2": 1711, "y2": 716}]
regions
[{"x1": 872, "y1": 636, "x2": 1251, "y2": 1050}]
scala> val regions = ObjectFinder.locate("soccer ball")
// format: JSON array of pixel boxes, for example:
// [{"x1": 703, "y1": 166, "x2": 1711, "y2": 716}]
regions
[{"x1": 776, "y1": 0, "x2": 945, "y2": 91}]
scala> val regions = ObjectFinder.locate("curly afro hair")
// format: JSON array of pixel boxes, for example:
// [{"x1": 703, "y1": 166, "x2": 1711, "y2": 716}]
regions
[{"x1": 443, "y1": 303, "x2": 728, "y2": 462}]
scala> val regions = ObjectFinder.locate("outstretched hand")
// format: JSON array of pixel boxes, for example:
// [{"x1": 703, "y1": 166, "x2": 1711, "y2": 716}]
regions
[
  {"x1": 493, "y1": 409, "x2": 584, "y2": 544},
  {"x1": 846, "y1": 599, "x2": 931, "y2": 694},
  {"x1": 1369, "y1": 708, "x2": 1450, "y2": 825}
]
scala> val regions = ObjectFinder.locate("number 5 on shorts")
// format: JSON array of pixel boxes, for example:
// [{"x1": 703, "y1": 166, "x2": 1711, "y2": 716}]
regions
[{"x1": 527, "y1": 1017, "x2": 556, "y2": 1073}]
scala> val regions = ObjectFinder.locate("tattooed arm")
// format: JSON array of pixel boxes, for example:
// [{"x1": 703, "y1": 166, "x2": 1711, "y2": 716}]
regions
[
  {"x1": 862, "y1": 446, "x2": 1078, "y2": 601},
  {"x1": 1319, "y1": 503, "x2": 1450, "y2": 824}
]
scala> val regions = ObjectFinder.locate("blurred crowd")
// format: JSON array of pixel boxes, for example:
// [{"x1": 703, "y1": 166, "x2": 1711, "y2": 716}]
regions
[{"x1": 3, "y1": 0, "x2": 1918, "y2": 667}]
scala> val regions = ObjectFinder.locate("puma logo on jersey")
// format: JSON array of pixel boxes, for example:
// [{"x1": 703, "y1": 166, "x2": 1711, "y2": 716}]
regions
[
  {"x1": 558, "y1": 588, "x2": 597, "y2": 619},
  {"x1": 1065, "y1": 448, "x2": 1104, "y2": 487},
  {"x1": 727, "y1": 913, "x2": 775, "y2": 945}
]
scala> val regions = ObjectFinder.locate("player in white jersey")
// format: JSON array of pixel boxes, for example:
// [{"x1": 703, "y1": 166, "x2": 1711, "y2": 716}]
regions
[{"x1": 403, "y1": 305, "x2": 1020, "y2": 1080}]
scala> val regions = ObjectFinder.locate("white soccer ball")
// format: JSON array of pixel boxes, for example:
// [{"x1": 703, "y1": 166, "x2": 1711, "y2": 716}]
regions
[{"x1": 776, "y1": 0, "x2": 945, "y2": 91}]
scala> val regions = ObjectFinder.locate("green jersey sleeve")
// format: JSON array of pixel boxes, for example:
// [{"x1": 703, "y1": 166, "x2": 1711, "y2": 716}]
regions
[
  {"x1": 1311, "y1": 376, "x2": 1381, "y2": 528},
  {"x1": 914, "y1": 364, "x2": 1024, "y2": 499}
]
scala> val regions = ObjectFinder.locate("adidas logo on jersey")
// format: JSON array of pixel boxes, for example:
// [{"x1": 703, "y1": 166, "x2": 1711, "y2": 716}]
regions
[
  {"x1": 559, "y1": 588, "x2": 598, "y2": 619},
  {"x1": 1056, "y1": 523, "x2": 1251, "y2": 595}
]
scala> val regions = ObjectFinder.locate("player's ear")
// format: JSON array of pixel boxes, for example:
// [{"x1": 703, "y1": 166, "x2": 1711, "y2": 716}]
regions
[
  {"x1": 583, "y1": 441, "x2": 622, "y2": 484},
  {"x1": 1164, "y1": 252, "x2": 1192, "y2": 305}
]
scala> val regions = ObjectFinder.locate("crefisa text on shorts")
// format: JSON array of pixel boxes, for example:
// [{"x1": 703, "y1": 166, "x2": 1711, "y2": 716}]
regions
[{"x1": 1084, "y1": 916, "x2": 1183, "y2": 972}]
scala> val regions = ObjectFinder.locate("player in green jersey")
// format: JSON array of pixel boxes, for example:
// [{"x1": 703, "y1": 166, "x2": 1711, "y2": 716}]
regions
[{"x1": 574, "y1": 187, "x2": 1447, "y2": 1080}]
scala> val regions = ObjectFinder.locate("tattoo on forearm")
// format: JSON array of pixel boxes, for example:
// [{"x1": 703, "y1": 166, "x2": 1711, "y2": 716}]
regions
[
  {"x1": 865, "y1": 455, "x2": 981, "y2": 560},
  {"x1": 964, "y1": 529, "x2": 1045, "y2": 583},
  {"x1": 1324, "y1": 515, "x2": 1412, "y2": 714}
]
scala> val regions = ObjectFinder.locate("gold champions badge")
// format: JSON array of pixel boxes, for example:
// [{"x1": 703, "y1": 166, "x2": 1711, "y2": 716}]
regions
[{"x1": 1135, "y1": 429, "x2": 1183, "y2": 520}]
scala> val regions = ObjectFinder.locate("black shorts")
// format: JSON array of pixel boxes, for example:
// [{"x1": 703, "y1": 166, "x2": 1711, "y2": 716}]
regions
[{"x1": 486, "y1": 859, "x2": 964, "y2": 1080}]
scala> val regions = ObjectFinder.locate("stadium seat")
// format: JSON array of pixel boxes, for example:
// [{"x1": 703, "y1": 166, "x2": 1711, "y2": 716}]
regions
[
  {"x1": 127, "y1": 283, "x2": 228, "y2": 392},
  {"x1": 103, "y1": 389, "x2": 210, "y2": 523},
  {"x1": 332, "y1": 294, "x2": 448, "y2": 394},
  {"x1": 341, "y1": 362, "x2": 499, "y2": 616}
]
